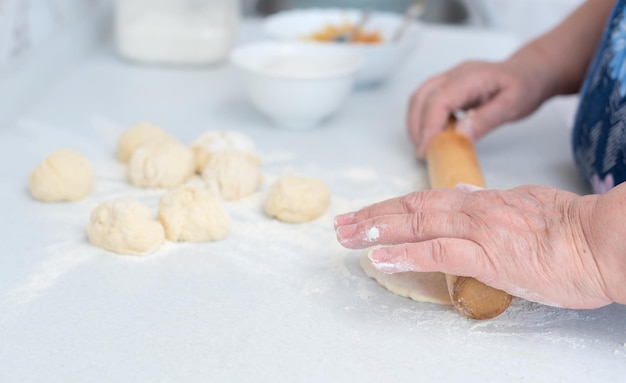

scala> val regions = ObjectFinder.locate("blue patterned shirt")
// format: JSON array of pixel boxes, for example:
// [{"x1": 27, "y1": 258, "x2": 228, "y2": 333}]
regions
[{"x1": 573, "y1": 0, "x2": 626, "y2": 193}]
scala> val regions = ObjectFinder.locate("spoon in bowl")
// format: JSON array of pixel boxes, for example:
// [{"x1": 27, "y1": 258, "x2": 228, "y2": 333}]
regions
[{"x1": 392, "y1": 1, "x2": 425, "y2": 42}]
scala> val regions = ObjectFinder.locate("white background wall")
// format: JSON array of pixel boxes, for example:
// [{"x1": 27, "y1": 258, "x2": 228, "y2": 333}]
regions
[
  {"x1": 0, "y1": 0, "x2": 590, "y2": 69},
  {"x1": 471, "y1": 0, "x2": 586, "y2": 41},
  {"x1": 0, "y1": 0, "x2": 108, "y2": 67}
]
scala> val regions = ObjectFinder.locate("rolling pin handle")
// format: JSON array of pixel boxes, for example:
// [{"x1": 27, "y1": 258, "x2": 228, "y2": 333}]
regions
[{"x1": 425, "y1": 114, "x2": 512, "y2": 320}]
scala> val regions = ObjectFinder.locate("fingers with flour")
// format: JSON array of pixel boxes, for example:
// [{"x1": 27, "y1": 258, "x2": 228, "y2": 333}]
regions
[
  {"x1": 335, "y1": 210, "x2": 473, "y2": 249},
  {"x1": 367, "y1": 239, "x2": 491, "y2": 279},
  {"x1": 334, "y1": 188, "x2": 468, "y2": 227},
  {"x1": 334, "y1": 186, "x2": 486, "y2": 248}
]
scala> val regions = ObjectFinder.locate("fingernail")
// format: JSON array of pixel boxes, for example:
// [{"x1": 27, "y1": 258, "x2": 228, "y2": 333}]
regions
[
  {"x1": 368, "y1": 248, "x2": 404, "y2": 274},
  {"x1": 336, "y1": 224, "x2": 357, "y2": 241},
  {"x1": 457, "y1": 110, "x2": 474, "y2": 139},
  {"x1": 368, "y1": 248, "x2": 418, "y2": 274},
  {"x1": 334, "y1": 212, "x2": 355, "y2": 227},
  {"x1": 454, "y1": 183, "x2": 484, "y2": 193},
  {"x1": 368, "y1": 247, "x2": 390, "y2": 262}
]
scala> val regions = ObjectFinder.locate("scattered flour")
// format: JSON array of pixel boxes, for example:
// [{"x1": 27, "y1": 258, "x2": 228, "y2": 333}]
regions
[
  {"x1": 12, "y1": 132, "x2": 626, "y2": 362},
  {"x1": 365, "y1": 226, "x2": 380, "y2": 242},
  {"x1": 340, "y1": 167, "x2": 379, "y2": 181},
  {"x1": 5, "y1": 242, "x2": 92, "y2": 305}
]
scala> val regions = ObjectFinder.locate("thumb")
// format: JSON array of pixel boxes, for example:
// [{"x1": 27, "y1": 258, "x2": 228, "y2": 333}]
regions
[{"x1": 457, "y1": 99, "x2": 516, "y2": 141}]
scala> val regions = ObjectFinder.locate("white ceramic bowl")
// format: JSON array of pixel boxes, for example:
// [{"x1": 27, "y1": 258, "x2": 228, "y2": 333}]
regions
[
  {"x1": 230, "y1": 41, "x2": 362, "y2": 129},
  {"x1": 263, "y1": 8, "x2": 420, "y2": 86}
]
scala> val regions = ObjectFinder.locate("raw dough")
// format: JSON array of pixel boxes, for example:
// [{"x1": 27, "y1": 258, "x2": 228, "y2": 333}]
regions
[
  {"x1": 128, "y1": 138, "x2": 195, "y2": 188},
  {"x1": 158, "y1": 185, "x2": 230, "y2": 242},
  {"x1": 191, "y1": 130, "x2": 256, "y2": 173},
  {"x1": 28, "y1": 149, "x2": 95, "y2": 202},
  {"x1": 264, "y1": 175, "x2": 330, "y2": 223},
  {"x1": 117, "y1": 121, "x2": 175, "y2": 163},
  {"x1": 87, "y1": 198, "x2": 165, "y2": 255},
  {"x1": 360, "y1": 251, "x2": 452, "y2": 305},
  {"x1": 201, "y1": 151, "x2": 262, "y2": 200}
]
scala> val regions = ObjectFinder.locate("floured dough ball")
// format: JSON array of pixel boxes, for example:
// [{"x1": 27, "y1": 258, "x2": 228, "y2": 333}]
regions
[
  {"x1": 128, "y1": 139, "x2": 195, "y2": 188},
  {"x1": 87, "y1": 198, "x2": 165, "y2": 255},
  {"x1": 117, "y1": 122, "x2": 175, "y2": 163},
  {"x1": 158, "y1": 185, "x2": 230, "y2": 242},
  {"x1": 191, "y1": 130, "x2": 256, "y2": 173},
  {"x1": 28, "y1": 149, "x2": 95, "y2": 202},
  {"x1": 201, "y1": 151, "x2": 262, "y2": 200},
  {"x1": 264, "y1": 175, "x2": 330, "y2": 223}
]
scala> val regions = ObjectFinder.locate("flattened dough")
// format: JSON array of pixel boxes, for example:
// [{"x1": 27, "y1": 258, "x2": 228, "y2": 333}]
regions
[{"x1": 360, "y1": 252, "x2": 452, "y2": 305}]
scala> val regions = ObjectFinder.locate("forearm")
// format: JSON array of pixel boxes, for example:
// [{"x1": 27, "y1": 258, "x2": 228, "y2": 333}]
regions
[
  {"x1": 583, "y1": 182, "x2": 626, "y2": 304},
  {"x1": 508, "y1": 0, "x2": 615, "y2": 97}
]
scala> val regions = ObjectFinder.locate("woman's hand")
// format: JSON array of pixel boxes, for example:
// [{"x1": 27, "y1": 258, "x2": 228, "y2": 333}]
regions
[
  {"x1": 334, "y1": 184, "x2": 616, "y2": 309},
  {"x1": 408, "y1": 56, "x2": 554, "y2": 159},
  {"x1": 407, "y1": 0, "x2": 616, "y2": 159}
]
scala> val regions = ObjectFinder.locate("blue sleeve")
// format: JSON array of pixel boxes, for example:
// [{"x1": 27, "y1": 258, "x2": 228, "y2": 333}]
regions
[{"x1": 572, "y1": 0, "x2": 626, "y2": 194}]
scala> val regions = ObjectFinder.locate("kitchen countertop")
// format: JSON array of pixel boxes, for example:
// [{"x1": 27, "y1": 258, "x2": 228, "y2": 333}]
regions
[{"x1": 1, "y1": 20, "x2": 625, "y2": 382}]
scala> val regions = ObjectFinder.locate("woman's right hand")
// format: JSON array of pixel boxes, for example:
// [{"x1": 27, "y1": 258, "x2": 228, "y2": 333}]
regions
[
  {"x1": 408, "y1": 55, "x2": 554, "y2": 159},
  {"x1": 334, "y1": 182, "x2": 626, "y2": 309}
]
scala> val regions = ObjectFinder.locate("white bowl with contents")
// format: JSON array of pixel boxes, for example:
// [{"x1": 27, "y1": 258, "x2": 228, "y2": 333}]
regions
[
  {"x1": 263, "y1": 8, "x2": 420, "y2": 86},
  {"x1": 230, "y1": 41, "x2": 362, "y2": 129}
]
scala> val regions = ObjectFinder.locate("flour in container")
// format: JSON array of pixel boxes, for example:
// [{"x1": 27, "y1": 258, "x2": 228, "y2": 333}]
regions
[
  {"x1": 262, "y1": 57, "x2": 344, "y2": 76},
  {"x1": 114, "y1": 1, "x2": 239, "y2": 65}
]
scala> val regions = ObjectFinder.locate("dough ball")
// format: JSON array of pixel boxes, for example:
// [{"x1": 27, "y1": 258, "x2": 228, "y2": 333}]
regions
[
  {"x1": 117, "y1": 122, "x2": 175, "y2": 163},
  {"x1": 264, "y1": 175, "x2": 330, "y2": 223},
  {"x1": 28, "y1": 149, "x2": 95, "y2": 202},
  {"x1": 128, "y1": 139, "x2": 195, "y2": 188},
  {"x1": 191, "y1": 130, "x2": 256, "y2": 173},
  {"x1": 158, "y1": 185, "x2": 230, "y2": 242},
  {"x1": 201, "y1": 151, "x2": 262, "y2": 200},
  {"x1": 87, "y1": 198, "x2": 165, "y2": 255},
  {"x1": 360, "y1": 251, "x2": 452, "y2": 305}
]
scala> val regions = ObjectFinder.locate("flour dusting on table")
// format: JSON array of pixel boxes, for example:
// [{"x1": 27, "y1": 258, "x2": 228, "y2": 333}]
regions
[{"x1": 4, "y1": 121, "x2": 626, "y2": 371}]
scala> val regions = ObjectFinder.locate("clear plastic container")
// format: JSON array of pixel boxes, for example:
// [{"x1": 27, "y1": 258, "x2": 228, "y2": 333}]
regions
[{"x1": 114, "y1": 0, "x2": 240, "y2": 66}]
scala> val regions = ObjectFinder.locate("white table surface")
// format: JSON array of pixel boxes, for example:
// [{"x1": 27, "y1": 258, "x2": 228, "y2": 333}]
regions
[{"x1": 1, "y1": 20, "x2": 625, "y2": 383}]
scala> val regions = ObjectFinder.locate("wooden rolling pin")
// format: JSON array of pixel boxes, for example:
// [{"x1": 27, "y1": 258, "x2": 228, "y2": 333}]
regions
[{"x1": 425, "y1": 115, "x2": 512, "y2": 320}]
